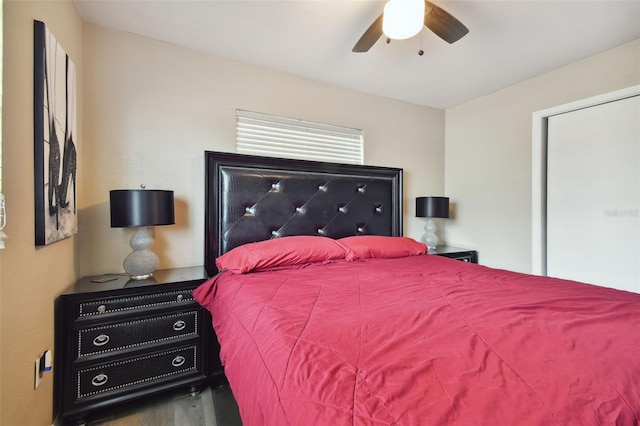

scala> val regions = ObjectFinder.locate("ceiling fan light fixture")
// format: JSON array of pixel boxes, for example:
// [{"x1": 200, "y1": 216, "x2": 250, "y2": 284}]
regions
[{"x1": 382, "y1": 0, "x2": 425, "y2": 40}]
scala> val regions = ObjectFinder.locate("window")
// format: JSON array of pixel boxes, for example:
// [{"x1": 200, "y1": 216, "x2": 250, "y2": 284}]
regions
[{"x1": 236, "y1": 110, "x2": 364, "y2": 165}]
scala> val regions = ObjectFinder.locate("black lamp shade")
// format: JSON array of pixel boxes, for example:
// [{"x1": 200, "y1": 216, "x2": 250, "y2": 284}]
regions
[
  {"x1": 416, "y1": 196, "x2": 450, "y2": 218},
  {"x1": 110, "y1": 190, "x2": 175, "y2": 228}
]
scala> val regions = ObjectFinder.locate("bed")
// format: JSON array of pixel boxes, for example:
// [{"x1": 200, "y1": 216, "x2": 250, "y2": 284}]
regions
[{"x1": 196, "y1": 151, "x2": 640, "y2": 425}]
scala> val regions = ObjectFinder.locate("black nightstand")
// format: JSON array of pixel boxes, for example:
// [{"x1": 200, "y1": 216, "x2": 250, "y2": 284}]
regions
[
  {"x1": 429, "y1": 246, "x2": 478, "y2": 263},
  {"x1": 54, "y1": 267, "x2": 222, "y2": 425}
]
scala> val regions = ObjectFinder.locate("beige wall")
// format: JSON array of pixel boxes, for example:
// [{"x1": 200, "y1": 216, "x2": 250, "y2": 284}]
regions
[
  {"x1": 445, "y1": 39, "x2": 640, "y2": 273},
  {"x1": 1, "y1": 6, "x2": 443, "y2": 424},
  {"x1": 80, "y1": 23, "x2": 445, "y2": 276},
  {"x1": 2, "y1": 1, "x2": 83, "y2": 425},
  {"x1": 5, "y1": 2, "x2": 637, "y2": 424}
]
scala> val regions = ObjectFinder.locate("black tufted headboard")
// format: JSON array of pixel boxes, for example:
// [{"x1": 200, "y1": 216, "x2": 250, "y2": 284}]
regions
[{"x1": 204, "y1": 151, "x2": 403, "y2": 276}]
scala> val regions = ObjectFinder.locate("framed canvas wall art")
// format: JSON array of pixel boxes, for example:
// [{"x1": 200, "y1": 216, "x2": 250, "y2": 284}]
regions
[{"x1": 33, "y1": 20, "x2": 77, "y2": 246}]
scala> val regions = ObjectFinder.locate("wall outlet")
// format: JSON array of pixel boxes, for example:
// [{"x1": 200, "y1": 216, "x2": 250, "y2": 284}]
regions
[
  {"x1": 34, "y1": 356, "x2": 43, "y2": 389},
  {"x1": 34, "y1": 349, "x2": 52, "y2": 389}
]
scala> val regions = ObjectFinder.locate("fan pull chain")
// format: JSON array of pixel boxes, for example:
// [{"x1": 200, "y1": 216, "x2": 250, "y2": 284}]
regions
[{"x1": 418, "y1": 31, "x2": 424, "y2": 56}]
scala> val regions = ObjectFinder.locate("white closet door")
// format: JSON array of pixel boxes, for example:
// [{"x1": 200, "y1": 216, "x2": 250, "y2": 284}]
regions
[{"x1": 547, "y1": 95, "x2": 639, "y2": 293}]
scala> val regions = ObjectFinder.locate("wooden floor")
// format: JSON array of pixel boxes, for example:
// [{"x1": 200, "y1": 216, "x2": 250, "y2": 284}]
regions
[{"x1": 84, "y1": 382, "x2": 241, "y2": 426}]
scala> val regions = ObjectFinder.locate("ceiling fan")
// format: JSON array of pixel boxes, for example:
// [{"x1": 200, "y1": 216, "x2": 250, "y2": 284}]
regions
[{"x1": 353, "y1": 0, "x2": 469, "y2": 53}]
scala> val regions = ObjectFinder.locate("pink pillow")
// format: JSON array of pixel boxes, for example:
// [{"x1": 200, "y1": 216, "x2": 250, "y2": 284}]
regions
[
  {"x1": 216, "y1": 235, "x2": 348, "y2": 274},
  {"x1": 339, "y1": 236, "x2": 427, "y2": 260}
]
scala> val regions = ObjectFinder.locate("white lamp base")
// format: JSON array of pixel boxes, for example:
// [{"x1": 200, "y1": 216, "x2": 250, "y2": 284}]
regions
[
  {"x1": 421, "y1": 219, "x2": 439, "y2": 251},
  {"x1": 123, "y1": 226, "x2": 158, "y2": 280}
]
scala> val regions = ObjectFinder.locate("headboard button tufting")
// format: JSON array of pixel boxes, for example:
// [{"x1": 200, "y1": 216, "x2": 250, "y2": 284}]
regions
[{"x1": 204, "y1": 151, "x2": 403, "y2": 276}]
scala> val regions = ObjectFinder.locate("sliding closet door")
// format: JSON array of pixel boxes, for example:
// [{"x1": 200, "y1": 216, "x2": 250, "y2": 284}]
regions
[{"x1": 546, "y1": 95, "x2": 639, "y2": 293}]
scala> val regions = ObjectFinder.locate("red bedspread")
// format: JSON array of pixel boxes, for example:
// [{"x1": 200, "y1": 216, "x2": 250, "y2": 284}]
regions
[{"x1": 194, "y1": 255, "x2": 640, "y2": 425}]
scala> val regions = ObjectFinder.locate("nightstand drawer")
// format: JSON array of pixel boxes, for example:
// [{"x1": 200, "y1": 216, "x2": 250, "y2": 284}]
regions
[
  {"x1": 77, "y1": 311, "x2": 199, "y2": 358},
  {"x1": 78, "y1": 289, "x2": 195, "y2": 318},
  {"x1": 452, "y1": 254, "x2": 475, "y2": 263},
  {"x1": 431, "y1": 246, "x2": 478, "y2": 264},
  {"x1": 76, "y1": 346, "x2": 198, "y2": 400}
]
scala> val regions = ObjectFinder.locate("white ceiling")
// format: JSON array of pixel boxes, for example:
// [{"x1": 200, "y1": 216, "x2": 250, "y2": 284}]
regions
[{"x1": 73, "y1": 0, "x2": 640, "y2": 109}]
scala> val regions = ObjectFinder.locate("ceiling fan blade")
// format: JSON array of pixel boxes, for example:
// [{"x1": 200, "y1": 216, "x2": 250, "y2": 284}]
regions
[
  {"x1": 424, "y1": 1, "x2": 469, "y2": 44},
  {"x1": 352, "y1": 14, "x2": 384, "y2": 52}
]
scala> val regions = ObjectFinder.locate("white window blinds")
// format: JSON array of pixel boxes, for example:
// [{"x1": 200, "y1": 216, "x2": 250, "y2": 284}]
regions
[{"x1": 236, "y1": 110, "x2": 363, "y2": 165}]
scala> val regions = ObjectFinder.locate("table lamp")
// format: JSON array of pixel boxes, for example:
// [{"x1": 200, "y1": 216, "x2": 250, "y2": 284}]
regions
[
  {"x1": 416, "y1": 196, "x2": 449, "y2": 251},
  {"x1": 110, "y1": 189, "x2": 175, "y2": 280}
]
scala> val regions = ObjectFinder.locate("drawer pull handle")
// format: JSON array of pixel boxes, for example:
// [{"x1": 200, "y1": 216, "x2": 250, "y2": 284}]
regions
[
  {"x1": 97, "y1": 304, "x2": 107, "y2": 313},
  {"x1": 173, "y1": 320, "x2": 187, "y2": 331},
  {"x1": 172, "y1": 356, "x2": 186, "y2": 367},
  {"x1": 91, "y1": 373, "x2": 108, "y2": 387},
  {"x1": 92, "y1": 334, "x2": 110, "y2": 346},
  {"x1": 176, "y1": 294, "x2": 184, "y2": 302}
]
